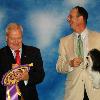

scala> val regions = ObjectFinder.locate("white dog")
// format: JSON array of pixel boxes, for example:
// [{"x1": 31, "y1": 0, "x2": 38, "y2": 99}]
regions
[{"x1": 86, "y1": 49, "x2": 100, "y2": 89}]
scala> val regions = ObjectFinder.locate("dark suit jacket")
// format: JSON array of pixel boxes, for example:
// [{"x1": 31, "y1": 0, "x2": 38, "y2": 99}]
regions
[{"x1": 0, "y1": 44, "x2": 45, "y2": 100}]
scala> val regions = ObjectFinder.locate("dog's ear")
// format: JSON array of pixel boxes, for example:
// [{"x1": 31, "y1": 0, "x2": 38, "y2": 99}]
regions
[
  {"x1": 89, "y1": 49, "x2": 100, "y2": 60},
  {"x1": 90, "y1": 49, "x2": 100, "y2": 72}
]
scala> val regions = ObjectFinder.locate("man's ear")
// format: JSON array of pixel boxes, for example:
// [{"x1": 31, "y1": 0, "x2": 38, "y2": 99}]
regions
[{"x1": 79, "y1": 16, "x2": 84, "y2": 22}]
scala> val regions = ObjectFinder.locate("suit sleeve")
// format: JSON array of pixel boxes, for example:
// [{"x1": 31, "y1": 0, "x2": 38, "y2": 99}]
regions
[
  {"x1": 56, "y1": 39, "x2": 73, "y2": 73},
  {"x1": 28, "y1": 49, "x2": 45, "y2": 85}
]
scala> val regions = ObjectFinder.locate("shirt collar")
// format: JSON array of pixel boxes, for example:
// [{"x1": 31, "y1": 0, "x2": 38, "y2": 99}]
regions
[
  {"x1": 73, "y1": 28, "x2": 88, "y2": 39},
  {"x1": 10, "y1": 48, "x2": 22, "y2": 54}
]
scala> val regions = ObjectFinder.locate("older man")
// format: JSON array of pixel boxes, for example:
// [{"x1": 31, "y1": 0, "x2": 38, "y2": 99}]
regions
[{"x1": 0, "y1": 23, "x2": 45, "y2": 100}]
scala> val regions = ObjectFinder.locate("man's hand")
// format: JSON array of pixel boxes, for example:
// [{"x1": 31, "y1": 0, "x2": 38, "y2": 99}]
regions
[
  {"x1": 12, "y1": 64, "x2": 19, "y2": 69},
  {"x1": 19, "y1": 70, "x2": 29, "y2": 81},
  {"x1": 15, "y1": 69, "x2": 29, "y2": 81},
  {"x1": 12, "y1": 64, "x2": 29, "y2": 81},
  {"x1": 69, "y1": 57, "x2": 83, "y2": 67}
]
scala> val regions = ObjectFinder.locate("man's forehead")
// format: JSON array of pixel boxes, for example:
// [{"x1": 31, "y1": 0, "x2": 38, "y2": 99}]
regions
[
  {"x1": 70, "y1": 8, "x2": 78, "y2": 14},
  {"x1": 68, "y1": 8, "x2": 78, "y2": 17}
]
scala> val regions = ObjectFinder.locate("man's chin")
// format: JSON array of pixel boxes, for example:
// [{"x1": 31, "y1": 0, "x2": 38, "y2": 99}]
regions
[{"x1": 11, "y1": 47, "x2": 21, "y2": 50}]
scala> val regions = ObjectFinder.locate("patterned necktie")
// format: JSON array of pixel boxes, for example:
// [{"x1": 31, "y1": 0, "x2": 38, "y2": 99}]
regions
[
  {"x1": 76, "y1": 35, "x2": 84, "y2": 57},
  {"x1": 15, "y1": 50, "x2": 20, "y2": 65}
]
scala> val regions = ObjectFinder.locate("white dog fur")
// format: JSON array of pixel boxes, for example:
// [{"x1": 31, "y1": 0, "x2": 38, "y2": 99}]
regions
[{"x1": 86, "y1": 49, "x2": 100, "y2": 89}]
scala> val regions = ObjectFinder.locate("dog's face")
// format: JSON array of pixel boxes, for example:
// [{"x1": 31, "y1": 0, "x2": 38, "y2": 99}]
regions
[{"x1": 86, "y1": 49, "x2": 100, "y2": 72}]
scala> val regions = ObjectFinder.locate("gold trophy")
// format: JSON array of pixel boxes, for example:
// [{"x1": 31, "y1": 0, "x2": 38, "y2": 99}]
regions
[{"x1": 1, "y1": 63, "x2": 33, "y2": 86}]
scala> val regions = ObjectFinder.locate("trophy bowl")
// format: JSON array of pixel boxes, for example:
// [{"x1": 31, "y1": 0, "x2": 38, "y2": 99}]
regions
[{"x1": 1, "y1": 63, "x2": 33, "y2": 86}]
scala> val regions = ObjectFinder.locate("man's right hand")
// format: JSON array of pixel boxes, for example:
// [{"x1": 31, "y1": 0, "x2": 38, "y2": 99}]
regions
[
  {"x1": 12, "y1": 64, "x2": 19, "y2": 69},
  {"x1": 69, "y1": 57, "x2": 83, "y2": 67},
  {"x1": 12, "y1": 64, "x2": 22, "y2": 81}
]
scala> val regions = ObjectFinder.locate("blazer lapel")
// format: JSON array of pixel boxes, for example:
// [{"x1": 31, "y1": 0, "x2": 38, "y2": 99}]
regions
[
  {"x1": 67, "y1": 34, "x2": 75, "y2": 59},
  {"x1": 88, "y1": 30, "x2": 95, "y2": 50},
  {"x1": 21, "y1": 44, "x2": 28, "y2": 65},
  {"x1": 6, "y1": 46, "x2": 16, "y2": 64}
]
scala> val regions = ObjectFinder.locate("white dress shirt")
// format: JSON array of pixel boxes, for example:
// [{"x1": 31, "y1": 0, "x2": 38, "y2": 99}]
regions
[{"x1": 11, "y1": 48, "x2": 28, "y2": 85}]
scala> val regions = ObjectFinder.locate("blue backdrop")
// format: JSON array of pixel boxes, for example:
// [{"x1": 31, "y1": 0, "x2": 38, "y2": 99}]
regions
[{"x1": 0, "y1": 0, "x2": 100, "y2": 100}]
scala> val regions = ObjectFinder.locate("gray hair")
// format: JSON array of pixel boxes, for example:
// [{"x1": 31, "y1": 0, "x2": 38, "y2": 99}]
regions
[{"x1": 6, "y1": 23, "x2": 23, "y2": 35}]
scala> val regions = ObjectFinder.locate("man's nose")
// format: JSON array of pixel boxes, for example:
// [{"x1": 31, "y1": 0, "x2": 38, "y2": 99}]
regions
[
  {"x1": 67, "y1": 16, "x2": 70, "y2": 22},
  {"x1": 14, "y1": 39, "x2": 19, "y2": 43}
]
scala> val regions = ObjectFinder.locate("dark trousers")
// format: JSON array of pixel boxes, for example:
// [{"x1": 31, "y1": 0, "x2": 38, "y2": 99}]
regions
[
  {"x1": 83, "y1": 89, "x2": 89, "y2": 100},
  {"x1": 18, "y1": 96, "x2": 21, "y2": 100}
]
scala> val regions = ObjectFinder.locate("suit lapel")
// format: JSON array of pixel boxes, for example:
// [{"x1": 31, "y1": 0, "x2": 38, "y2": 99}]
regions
[
  {"x1": 88, "y1": 30, "x2": 95, "y2": 50},
  {"x1": 21, "y1": 44, "x2": 28, "y2": 65},
  {"x1": 67, "y1": 34, "x2": 75, "y2": 59},
  {"x1": 6, "y1": 46, "x2": 16, "y2": 64}
]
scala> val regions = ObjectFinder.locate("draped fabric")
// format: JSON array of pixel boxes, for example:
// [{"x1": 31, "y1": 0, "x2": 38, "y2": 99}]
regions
[{"x1": 6, "y1": 50, "x2": 21, "y2": 100}]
